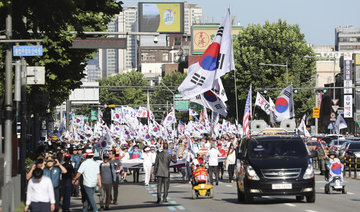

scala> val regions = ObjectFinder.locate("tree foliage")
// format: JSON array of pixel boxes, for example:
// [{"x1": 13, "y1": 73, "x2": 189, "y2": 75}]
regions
[
  {"x1": 223, "y1": 20, "x2": 316, "y2": 121},
  {"x1": 0, "y1": 0, "x2": 122, "y2": 115},
  {"x1": 99, "y1": 71, "x2": 149, "y2": 106},
  {"x1": 153, "y1": 72, "x2": 186, "y2": 104}
]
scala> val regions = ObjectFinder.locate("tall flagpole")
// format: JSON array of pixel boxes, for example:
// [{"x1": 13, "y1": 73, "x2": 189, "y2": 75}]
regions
[
  {"x1": 234, "y1": 69, "x2": 239, "y2": 123},
  {"x1": 147, "y1": 90, "x2": 150, "y2": 134}
]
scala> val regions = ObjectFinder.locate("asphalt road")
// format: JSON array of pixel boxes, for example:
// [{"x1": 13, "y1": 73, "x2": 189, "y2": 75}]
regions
[{"x1": 69, "y1": 171, "x2": 360, "y2": 212}]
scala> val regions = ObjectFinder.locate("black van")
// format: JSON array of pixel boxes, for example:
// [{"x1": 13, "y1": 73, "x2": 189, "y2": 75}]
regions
[{"x1": 236, "y1": 135, "x2": 317, "y2": 203}]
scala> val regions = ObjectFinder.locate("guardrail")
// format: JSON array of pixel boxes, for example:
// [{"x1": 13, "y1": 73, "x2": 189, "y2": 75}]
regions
[
  {"x1": 341, "y1": 155, "x2": 360, "y2": 179},
  {"x1": 1, "y1": 175, "x2": 21, "y2": 212}
]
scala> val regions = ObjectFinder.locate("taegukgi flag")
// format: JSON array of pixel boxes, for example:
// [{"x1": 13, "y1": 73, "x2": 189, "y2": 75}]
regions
[
  {"x1": 178, "y1": 8, "x2": 234, "y2": 99},
  {"x1": 200, "y1": 90, "x2": 227, "y2": 117},
  {"x1": 274, "y1": 85, "x2": 294, "y2": 122}
]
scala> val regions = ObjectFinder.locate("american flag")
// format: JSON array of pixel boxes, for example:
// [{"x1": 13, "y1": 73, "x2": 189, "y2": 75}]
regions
[{"x1": 243, "y1": 86, "x2": 252, "y2": 139}]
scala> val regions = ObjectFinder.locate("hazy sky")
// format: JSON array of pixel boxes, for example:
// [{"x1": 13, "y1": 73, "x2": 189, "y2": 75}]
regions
[{"x1": 123, "y1": 0, "x2": 360, "y2": 45}]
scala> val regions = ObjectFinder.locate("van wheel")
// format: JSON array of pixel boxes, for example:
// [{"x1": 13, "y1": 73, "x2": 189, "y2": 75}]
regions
[
  {"x1": 296, "y1": 195, "x2": 304, "y2": 201},
  {"x1": 306, "y1": 192, "x2": 315, "y2": 203},
  {"x1": 244, "y1": 192, "x2": 253, "y2": 204},
  {"x1": 237, "y1": 187, "x2": 244, "y2": 202}
]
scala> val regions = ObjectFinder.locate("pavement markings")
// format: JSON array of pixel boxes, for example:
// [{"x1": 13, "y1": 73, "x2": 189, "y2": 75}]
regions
[
  {"x1": 305, "y1": 210, "x2": 318, "y2": 212},
  {"x1": 348, "y1": 192, "x2": 355, "y2": 195},
  {"x1": 167, "y1": 206, "x2": 177, "y2": 211},
  {"x1": 284, "y1": 203, "x2": 296, "y2": 207},
  {"x1": 170, "y1": 201, "x2": 177, "y2": 204},
  {"x1": 176, "y1": 206, "x2": 186, "y2": 210}
]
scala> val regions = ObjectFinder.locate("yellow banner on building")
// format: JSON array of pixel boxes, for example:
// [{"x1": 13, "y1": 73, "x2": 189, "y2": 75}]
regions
[
  {"x1": 356, "y1": 54, "x2": 360, "y2": 65},
  {"x1": 192, "y1": 25, "x2": 243, "y2": 54}
]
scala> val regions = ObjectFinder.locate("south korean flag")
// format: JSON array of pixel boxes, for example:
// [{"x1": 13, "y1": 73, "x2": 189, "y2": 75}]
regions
[
  {"x1": 178, "y1": 8, "x2": 234, "y2": 99},
  {"x1": 200, "y1": 90, "x2": 227, "y2": 117}
]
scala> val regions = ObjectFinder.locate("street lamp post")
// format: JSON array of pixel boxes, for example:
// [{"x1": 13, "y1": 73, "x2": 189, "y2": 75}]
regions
[{"x1": 259, "y1": 62, "x2": 289, "y2": 84}]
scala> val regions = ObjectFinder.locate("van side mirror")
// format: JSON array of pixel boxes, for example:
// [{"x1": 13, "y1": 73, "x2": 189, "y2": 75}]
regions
[{"x1": 309, "y1": 150, "x2": 318, "y2": 158}]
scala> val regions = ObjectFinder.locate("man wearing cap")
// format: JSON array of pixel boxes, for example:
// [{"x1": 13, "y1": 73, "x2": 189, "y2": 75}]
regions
[
  {"x1": 73, "y1": 149, "x2": 101, "y2": 212},
  {"x1": 99, "y1": 153, "x2": 116, "y2": 210},
  {"x1": 62, "y1": 154, "x2": 74, "y2": 212},
  {"x1": 43, "y1": 157, "x2": 67, "y2": 212},
  {"x1": 72, "y1": 147, "x2": 82, "y2": 197},
  {"x1": 129, "y1": 145, "x2": 142, "y2": 182}
]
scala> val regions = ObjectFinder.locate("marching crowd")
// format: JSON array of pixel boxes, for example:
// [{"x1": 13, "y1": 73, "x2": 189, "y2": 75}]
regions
[{"x1": 24, "y1": 134, "x2": 240, "y2": 211}]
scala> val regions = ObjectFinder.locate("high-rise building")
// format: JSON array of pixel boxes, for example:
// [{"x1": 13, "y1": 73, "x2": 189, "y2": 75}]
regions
[
  {"x1": 335, "y1": 25, "x2": 360, "y2": 52},
  {"x1": 118, "y1": 6, "x2": 137, "y2": 72},
  {"x1": 184, "y1": 2, "x2": 202, "y2": 35}
]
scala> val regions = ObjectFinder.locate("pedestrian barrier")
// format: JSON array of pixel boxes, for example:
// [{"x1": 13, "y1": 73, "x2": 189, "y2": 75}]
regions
[
  {"x1": 1, "y1": 175, "x2": 21, "y2": 212},
  {"x1": 341, "y1": 155, "x2": 360, "y2": 179}
]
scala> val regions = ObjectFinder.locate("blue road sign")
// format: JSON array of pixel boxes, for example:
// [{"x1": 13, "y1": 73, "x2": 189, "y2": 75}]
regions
[{"x1": 13, "y1": 45, "x2": 43, "y2": 56}]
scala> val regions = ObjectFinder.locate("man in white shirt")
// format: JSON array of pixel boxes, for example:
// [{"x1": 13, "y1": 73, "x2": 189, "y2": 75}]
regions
[
  {"x1": 25, "y1": 168, "x2": 55, "y2": 212},
  {"x1": 206, "y1": 143, "x2": 221, "y2": 185},
  {"x1": 73, "y1": 149, "x2": 101, "y2": 212}
]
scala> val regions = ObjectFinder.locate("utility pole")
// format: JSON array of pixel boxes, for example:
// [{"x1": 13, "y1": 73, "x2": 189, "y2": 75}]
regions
[
  {"x1": 4, "y1": 2, "x2": 13, "y2": 184},
  {"x1": 20, "y1": 58, "x2": 27, "y2": 201}
]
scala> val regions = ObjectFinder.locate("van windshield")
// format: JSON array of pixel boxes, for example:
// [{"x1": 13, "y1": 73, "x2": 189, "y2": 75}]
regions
[{"x1": 249, "y1": 137, "x2": 308, "y2": 159}]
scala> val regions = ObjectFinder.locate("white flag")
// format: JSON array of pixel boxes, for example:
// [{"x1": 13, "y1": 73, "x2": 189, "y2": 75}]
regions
[
  {"x1": 255, "y1": 92, "x2": 271, "y2": 115},
  {"x1": 163, "y1": 111, "x2": 176, "y2": 127},
  {"x1": 201, "y1": 90, "x2": 227, "y2": 117},
  {"x1": 178, "y1": 9, "x2": 234, "y2": 99},
  {"x1": 335, "y1": 114, "x2": 347, "y2": 134},
  {"x1": 297, "y1": 115, "x2": 311, "y2": 137},
  {"x1": 274, "y1": 85, "x2": 294, "y2": 122},
  {"x1": 214, "y1": 78, "x2": 228, "y2": 102}
]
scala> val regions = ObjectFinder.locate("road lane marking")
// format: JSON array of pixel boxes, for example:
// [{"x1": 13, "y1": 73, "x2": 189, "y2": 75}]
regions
[
  {"x1": 285, "y1": 203, "x2": 296, "y2": 207},
  {"x1": 170, "y1": 201, "x2": 177, "y2": 204},
  {"x1": 348, "y1": 192, "x2": 355, "y2": 195},
  {"x1": 177, "y1": 206, "x2": 186, "y2": 210},
  {"x1": 305, "y1": 210, "x2": 317, "y2": 212},
  {"x1": 167, "y1": 206, "x2": 176, "y2": 211}
]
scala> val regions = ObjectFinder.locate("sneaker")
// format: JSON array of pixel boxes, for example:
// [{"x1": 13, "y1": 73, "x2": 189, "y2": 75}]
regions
[
  {"x1": 145, "y1": 184, "x2": 149, "y2": 186},
  {"x1": 163, "y1": 198, "x2": 168, "y2": 203},
  {"x1": 113, "y1": 201, "x2": 118, "y2": 205}
]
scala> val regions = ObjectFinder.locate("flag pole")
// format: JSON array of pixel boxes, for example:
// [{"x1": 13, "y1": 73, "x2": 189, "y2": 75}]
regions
[{"x1": 234, "y1": 69, "x2": 239, "y2": 123}]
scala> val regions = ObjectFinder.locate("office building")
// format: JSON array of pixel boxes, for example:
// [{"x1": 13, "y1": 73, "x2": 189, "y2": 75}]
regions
[
  {"x1": 335, "y1": 25, "x2": 360, "y2": 52},
  {"x1": 184, "y1": 1, "x2": 202, "y2": 35}
]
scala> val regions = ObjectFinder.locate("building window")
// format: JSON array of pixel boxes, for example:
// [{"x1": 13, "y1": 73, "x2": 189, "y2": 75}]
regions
[
  {"x1": 174, "y1": 37, "x2": 181, "y2": 45},
  {"x1": 162, "y1": 53, "x2": 169, "y2": 62}
]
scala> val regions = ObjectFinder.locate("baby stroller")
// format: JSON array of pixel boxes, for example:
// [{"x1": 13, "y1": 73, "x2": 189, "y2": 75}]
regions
[
  {"x1": 191, "y1": 156, "x2": 214, "y2": 199},
  {"x1": 325, "y1": 158, "x2": 346, "y2": 194}
]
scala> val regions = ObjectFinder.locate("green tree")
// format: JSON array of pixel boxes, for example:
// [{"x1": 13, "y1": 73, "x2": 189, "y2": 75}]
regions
[
  {"x1": 154, "y1": 72, "x2": 186, "y2": 104},
  {"x1": 99, "y1": 71, "x2": 149, "y2": 106},
  {"x1": 98, "y1": 71, "x2": 149, "y2": 124},
  {"x1": 153, "y1": 72, "x2": 187, "y2": 121},
  {"x1": 0, "y1": 0, "x2": 122, "y2": 116},
  {"x1": 223, "y1": 20, "x2": 316, "y2": 121}
]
